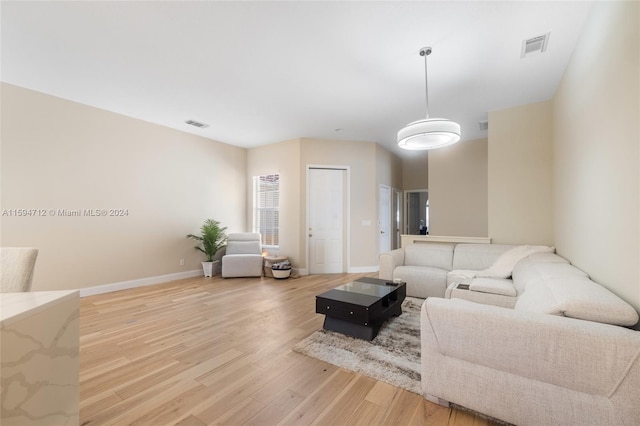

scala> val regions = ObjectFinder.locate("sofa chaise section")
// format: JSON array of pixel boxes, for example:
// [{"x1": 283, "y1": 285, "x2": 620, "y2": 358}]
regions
[
  {"x1": 420, "y1": 247, "x2": 640, "y2": 425},
  {"x1": 421, "y1": 297, "x2": 640, "y2": 425},
  {"x1": 382, "y1": 241, "x2": 640, "y2": 424}
]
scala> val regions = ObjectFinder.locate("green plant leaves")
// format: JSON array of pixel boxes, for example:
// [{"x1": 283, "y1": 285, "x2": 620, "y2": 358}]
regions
[{"x1": 186, "y1": 219, "x2": 227, "y2": 262}]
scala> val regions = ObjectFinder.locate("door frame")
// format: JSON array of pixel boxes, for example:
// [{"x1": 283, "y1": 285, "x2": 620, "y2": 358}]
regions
[
  {"x1": 305, "y1": 164, "x2": 351, "y2": 275},
  {"x1": 378, "y1": 184, "x2": 392, "y2": 255},
  {"x1": 392, "y1": 188, "x2": 402, "y2": 249},
  {"x1": 404, "y1": 189, "x2": 429, "y2": 235}
]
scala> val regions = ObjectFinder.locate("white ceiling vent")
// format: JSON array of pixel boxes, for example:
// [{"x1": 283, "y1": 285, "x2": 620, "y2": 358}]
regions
[
  {"x1": 185, "y1": 119, "x2": 209, "y2": 128},
  {"x1": 479, "y1": 120, "x2": 489, "y2": 131},
  {"x1": 521, "y1": 33, "x2": 550, "y2": 58}
]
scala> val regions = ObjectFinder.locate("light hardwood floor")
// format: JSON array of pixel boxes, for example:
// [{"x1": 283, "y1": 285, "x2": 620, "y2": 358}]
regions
[{"x1": 80, "y1": 273, "x2": 499, "y2": 425}]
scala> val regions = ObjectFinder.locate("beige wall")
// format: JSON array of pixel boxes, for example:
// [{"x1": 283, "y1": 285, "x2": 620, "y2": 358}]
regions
[
  {"x1": 429, "y1": 138, "x2": 488, "y2": 237},
  {"x1": 246, "y1": 139, "x2": 301, "y2": 266},
  {"x1": 402, "y1": 151, "x2": 429, "y2": 190},
  {"x1": 488, "y1": 101, "x2": 553, "y2": 245},
  {"x1": 1, "y1": 83, "x2": 247, "y2": 291},
  {"x1": 375, "y1": 144, "x2": 403, "y2": 191},
  {"x1": 299, "y1": 138, "x2": 381, "y2": 271},
  {"x1": 247, "y1": 139, "x2": 400, "y2": 272},
  {"x1": 1, "y1": 83, "x2": 399, "y2": 289},
  {"x1": 375, "y1": 144, "x2": 403, "y2": 249},
  {"x1": 552, "y1": 1, "x2": 640, "y2": 312}
]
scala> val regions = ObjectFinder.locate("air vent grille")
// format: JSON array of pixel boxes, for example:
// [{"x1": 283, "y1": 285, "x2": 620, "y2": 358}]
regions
[
  {"x1": 479, "y1": 120, "x2": 489, "y2": 131},
  {"x1": 185, "y1": 120, "x2": 209, "y2": 128},
  {"x1": 521, "y1": 33, "x2": 550, "y2": 58}
]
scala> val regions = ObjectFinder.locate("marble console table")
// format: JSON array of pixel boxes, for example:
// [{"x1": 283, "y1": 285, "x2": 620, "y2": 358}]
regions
[{"x1": 1, "y1": 290, "x2": 80, "y2": 425}]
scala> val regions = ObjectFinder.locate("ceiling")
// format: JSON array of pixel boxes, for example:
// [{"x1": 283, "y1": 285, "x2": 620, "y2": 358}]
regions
[{"x1": 1, "y1": 1, "x2": 594, "y2": 156}]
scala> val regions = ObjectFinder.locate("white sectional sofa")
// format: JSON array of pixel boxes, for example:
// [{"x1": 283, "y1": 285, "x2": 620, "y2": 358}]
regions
[
  {"x1": 379, "y1": 242, "x2": 519, "y2": 300},
  {"x1": 379, "y1": 243, "x2": 640, "y2": 425}
]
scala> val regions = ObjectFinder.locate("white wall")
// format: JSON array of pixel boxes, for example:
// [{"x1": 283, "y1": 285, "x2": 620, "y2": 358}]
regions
[
  {"x1": 1, "y1": 83, "x2": 247, "y2": 291},
  {"x1": 552, "y1": 1, "x2": 640, "y2": 313}
]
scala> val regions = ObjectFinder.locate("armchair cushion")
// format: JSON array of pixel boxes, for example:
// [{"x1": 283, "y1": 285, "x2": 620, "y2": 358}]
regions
[
  {"x1": 226, "y1": 240, "x2": 261, "y2": 255},
  {"x1": 222, "y1": 254, "x2": 263, "y2": 278},
  {"x1": 221, "y1": 233, "x2": 263, "y2": 278}
]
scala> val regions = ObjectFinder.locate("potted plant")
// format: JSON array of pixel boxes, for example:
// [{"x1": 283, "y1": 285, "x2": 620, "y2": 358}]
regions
[{"x1": 186, "y1": 219, "x2": 227, "y2": 277}]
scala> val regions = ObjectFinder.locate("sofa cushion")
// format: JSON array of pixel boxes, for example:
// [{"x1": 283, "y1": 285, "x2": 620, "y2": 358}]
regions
[
  {"x1": 512, "y1": 256, "x2": 583, "y2": 295},
  {"x1": 452, "y1": 244, "x2": 514, "y2": 271},
  {"x1": 404, "y1": 243, "x2": 454, "y2": 271},
  {"x1": 519, "y1": 251, "x2": 570, "y2": 265},
  {"x1": 515, "y1": 275, "x2": 639, "y2": 326},
  {"x1": 394, "y1": 265, "x2": 448, "y2": 298},
  {"x1": 476, "y1": 245, "x2": 554, "y2": 279},
  {"x1": 470, "y1": 278, "x2": 517, "y2": 297}
]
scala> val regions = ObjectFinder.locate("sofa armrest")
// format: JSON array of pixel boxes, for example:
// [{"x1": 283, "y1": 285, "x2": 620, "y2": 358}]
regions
[
  {"x1": 445, "y1": 282, "x2": 517, "y2": 309},
  {"x1": 379, "y1": 248, "x2": 405, "y2": 280},
  {"x1": 421, "y1": 298, "x2": 640, "y2": 397}
]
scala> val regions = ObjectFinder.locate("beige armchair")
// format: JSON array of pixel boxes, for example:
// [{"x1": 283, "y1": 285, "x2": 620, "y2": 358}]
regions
[
  {"x1": 1, "y1": 247, "x2": 39, "y2": 292},
  {"x1": 221, "y1": 233, "x2": 263, "y2": 278}
]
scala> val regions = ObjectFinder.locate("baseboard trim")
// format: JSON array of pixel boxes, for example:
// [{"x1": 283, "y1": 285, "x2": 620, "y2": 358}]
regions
[
  {"x1": 79, "y1": 269, "x2": 202, "y2": 297},
  {"x1": 348, "y1": 266, "x2": 379, "y2": 273},
  {"x1": 295, "y1": 267, "x2": 378, "y2": 275},
  {"x1": 80, "y1": 265, "x2": 380, "y2": 296}
]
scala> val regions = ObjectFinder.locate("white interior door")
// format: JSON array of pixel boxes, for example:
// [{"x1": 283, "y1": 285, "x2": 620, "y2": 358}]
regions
[
  {"x1": 308, "y1": 168, "x2": 345, "y2": 274},
  {"x1": 379, "y1": 185, "x2": 391, "y2": 254}
]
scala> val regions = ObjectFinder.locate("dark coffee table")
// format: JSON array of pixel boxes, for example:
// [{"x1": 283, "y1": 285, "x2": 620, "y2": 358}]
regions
[{"x1": 315, "y1": 277, "x2": 406, "y2": 341}]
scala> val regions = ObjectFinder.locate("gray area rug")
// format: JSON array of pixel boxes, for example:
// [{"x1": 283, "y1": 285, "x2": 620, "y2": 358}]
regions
[{"x1": 292, "y1": 297, "x2": 423, "y2": 394}]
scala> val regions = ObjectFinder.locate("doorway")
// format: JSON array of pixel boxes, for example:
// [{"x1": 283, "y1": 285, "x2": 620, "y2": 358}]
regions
[
  {"x1": 307, "y1": 166, "x2": 349, "y2": 274},
  {"x1": 405, "y1": 190, "x2": 429, "y2": 235}
]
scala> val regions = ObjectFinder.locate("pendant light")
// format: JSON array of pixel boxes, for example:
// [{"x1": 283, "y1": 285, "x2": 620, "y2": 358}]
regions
[{"x1": 397, "y1": 47, "x2": 461, "y2": 150}]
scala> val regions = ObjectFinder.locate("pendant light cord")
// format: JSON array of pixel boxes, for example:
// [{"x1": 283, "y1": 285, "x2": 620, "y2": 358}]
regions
[{"x1": 420, "y1": 47, "x2": 432, "y2": 119}]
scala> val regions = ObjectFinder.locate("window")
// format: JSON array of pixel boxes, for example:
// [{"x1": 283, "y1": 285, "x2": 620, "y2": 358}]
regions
[{"x1": 253, "y1": 174, "x2": 279, "y2": 247}]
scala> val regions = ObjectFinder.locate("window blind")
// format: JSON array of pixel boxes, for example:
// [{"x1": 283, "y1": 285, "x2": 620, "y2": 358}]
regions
[{"x1": 253, "y1": 174, "x2": 279, "y2": 247}]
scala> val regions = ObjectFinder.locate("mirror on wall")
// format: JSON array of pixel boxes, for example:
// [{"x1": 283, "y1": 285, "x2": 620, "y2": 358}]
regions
[{"x1": 404, "y1": 190, "x2": 429, "y2": 235}]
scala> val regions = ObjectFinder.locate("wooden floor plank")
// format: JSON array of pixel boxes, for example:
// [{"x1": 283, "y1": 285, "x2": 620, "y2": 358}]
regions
[
  {"x1": 79, "y1": 273, "x2": 501, "y2": 425},
  {"x1": 243, "y1": 390, "x2": 306, "y2": 426},
  {"x1": 278, "y1": 369, "x2": 356, "y2": 425},
  {"x1": 312, "y1": 374, "x2": 377, "y2": 425}
]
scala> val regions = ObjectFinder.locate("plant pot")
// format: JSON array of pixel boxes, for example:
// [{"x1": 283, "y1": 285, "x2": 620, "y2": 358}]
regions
[
  {"x1": 272, "y1": 268, "x2": 291, "y2": 279},
  {"x1": 202, "y1": 261, "x2": 213, "y2": 277},
  {"x1": 202, "y1": 260, "x2": 220, "y2": 277}
]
